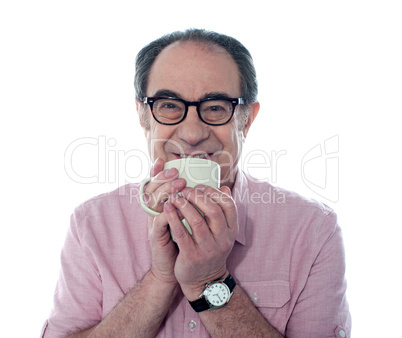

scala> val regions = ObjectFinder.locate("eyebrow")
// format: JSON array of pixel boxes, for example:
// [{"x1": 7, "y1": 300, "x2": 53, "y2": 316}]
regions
[
  {"x1": 152, "y1": 89, "x2": 182, "y2": 98},
  {"x1": 200, "y1": 92, "x2": 233, "y2": 101},
  {"x1": 151, "y1": 89, "x2": 233, "y2": 101}
]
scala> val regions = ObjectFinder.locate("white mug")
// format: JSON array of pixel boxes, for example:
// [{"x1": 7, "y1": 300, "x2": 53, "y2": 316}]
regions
[{"x1": 140, "y1": 158, "x2": 220, "y2": 239}]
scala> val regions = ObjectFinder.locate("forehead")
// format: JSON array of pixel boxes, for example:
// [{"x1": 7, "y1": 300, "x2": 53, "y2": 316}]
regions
[{"x1": 146, "y1": 41, "x2": 241, "y2": 100}]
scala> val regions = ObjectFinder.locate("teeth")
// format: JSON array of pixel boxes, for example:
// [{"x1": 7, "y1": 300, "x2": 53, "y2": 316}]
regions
[{"x1": 179, "y1": 154, "x2": 209, "y2": 158}]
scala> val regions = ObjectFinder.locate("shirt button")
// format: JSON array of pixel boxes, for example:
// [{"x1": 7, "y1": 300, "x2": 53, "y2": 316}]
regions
[
  {"x1": 188, "y1": 320, "x2": 196, "y2": 331},
  {"x1": 339, "y1": 329, "x2": 346, "y2": 337},
  {"x1": 252, "y1": 293, "x2": 259, "y2": 303}
]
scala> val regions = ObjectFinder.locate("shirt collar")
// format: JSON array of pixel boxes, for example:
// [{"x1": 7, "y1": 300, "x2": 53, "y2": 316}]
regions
[{"x1": 231, "y1": 169, "x2": 248, "y2": 245}]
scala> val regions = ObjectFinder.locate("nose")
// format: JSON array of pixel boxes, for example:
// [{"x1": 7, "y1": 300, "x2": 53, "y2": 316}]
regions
[{"x1": 176, "y1": 106, "x2": 210, "y2": 146}]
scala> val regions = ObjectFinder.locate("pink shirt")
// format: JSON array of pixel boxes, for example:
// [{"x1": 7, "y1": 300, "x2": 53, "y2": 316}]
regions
[{"x1": 42, "y1": 170, "x2": 351, "y2": 337}]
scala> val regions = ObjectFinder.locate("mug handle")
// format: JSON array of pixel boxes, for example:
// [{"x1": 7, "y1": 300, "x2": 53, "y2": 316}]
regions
[{"x1": 139, "y1": 177, "x2": 160, "y2": 217}]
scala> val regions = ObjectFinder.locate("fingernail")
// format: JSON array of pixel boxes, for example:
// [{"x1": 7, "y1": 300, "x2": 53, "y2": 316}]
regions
[
  {"x1": 172, "y1": 178, "x2": 184, "y2": 187},
  {"x1": 195, "y1": 184, "x2": 207, "y2": 192},
  {"x1": 165, "y1": 168, "x2": 177, "y2": 178},
  {"x1": 181, "y1": 187, "x2": 192, "y2": 196}
]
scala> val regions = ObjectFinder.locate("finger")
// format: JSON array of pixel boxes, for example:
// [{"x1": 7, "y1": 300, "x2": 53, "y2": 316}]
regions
[
  {"x1": 179, "y1": 188, "x2": 228, "y2": 238},
  {"x1": 144, "y1": 168, "x2": 186, "y2": 211},
  {"x1": 196, "y1": 185, "x2": 237, "y2": 229},
  {"x1": 164, "y1": 200, "x2": 194, "y2": 245},
  {"x1": 183, "y1": 186, "x2": 238, "y2": 239},
  {"x1": 148, "y1": 212, "x2": 170, "y2": 242},
  {"x1": 171, "y1": 195, "x2": 213, "y2": 239},
  {"x1": 219, "y1": 185, "x2": 231, "y2": 196},
  {"x1": 202, "y1": 186, "x2": 239, "y2": 241},
  {"x1": 147, "y1": 167, "x2": 179, "y2": 191},
  {"x1": 148, "y1": 178, "x2": 187, "y2": 210}
]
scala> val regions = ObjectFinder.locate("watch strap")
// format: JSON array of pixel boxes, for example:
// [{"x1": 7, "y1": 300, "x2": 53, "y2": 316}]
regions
[
  {"x1": 189, "y1": 274, "x2": 236, "y2": 312},
  {"x1": 223, "y1": 274, "x2": 236, "y2": 292},
  {"x1": 189, "y1": 295, "x2": 210, "y2": 313}
]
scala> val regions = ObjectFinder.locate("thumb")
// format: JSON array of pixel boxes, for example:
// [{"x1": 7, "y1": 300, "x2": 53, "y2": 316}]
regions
[
  {"x1": 149, "y1": 212, "x2": 170, "y2": 240},
  {"x1": 220, "y1": 185, "x2": 232, "y2": 196}
]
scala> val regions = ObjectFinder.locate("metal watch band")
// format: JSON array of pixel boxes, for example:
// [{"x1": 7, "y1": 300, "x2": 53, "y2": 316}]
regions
[{"x1": 189, "y1": 274, "x2": 236, "y2": 312}]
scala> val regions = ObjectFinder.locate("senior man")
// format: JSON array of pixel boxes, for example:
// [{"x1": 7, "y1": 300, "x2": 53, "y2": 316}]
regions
[{"x1": 42, "y1": 29, "x2": 351, "y2": 337}]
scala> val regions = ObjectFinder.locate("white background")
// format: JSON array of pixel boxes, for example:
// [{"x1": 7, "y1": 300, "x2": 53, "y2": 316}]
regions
[{"x1": 1, "y1": 1, "x2": 401, "y2": 336}]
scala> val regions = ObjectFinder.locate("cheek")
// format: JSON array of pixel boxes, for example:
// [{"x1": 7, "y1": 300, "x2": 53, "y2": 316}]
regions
[
  {"x1": 146, "y1": 124, "x2": 164, "y2": 161},
  {"x1": 146, "y1": 124, "x2": 176, "y2": 162},
  {"x1": 222, "y1": 128, "x2": 242, "y2": 154},
  {"x1": 217, "y1": 129, "x2": 243, "y2": 171}
]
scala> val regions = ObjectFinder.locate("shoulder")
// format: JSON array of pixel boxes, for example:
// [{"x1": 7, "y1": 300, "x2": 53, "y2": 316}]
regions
[
  {"x1": 241, "y1": 171, "x2": 334, "y2": 212},
  {"x1": 71, "y1": 183, "x2": 146, "y2": 233},
  {"x1": 241, "y1": 172, "x2": 338, "y2": 237},
  {"x1": 75, "y1": 183, "x2": 141, "y2": 211}
]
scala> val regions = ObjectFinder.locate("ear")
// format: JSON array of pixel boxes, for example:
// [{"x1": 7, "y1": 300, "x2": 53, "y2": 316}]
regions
[
  {"x1": 135, "y1": 100, "x2": 144, "y2": 127},
  {"x1": 136, "y1": 100, "x2": 149, "y2": 135},
  {"x1": 242, "y1": 101, "x2": 260, "y2": 139}
]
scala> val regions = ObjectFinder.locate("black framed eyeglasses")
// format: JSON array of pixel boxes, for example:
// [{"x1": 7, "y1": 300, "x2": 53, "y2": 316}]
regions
[{"x1": 142, "y1": 96, "x2": 245, "y2": 126}]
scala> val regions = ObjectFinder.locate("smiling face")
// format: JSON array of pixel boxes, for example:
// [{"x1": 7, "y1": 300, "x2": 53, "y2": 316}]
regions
[{"x1": 138, "y1": 41, "x2": 259, "y2": 189}]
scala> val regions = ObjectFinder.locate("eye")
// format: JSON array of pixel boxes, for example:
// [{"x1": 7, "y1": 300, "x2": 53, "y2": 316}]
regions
[
  {"x1": 200, "y1": 100, "x2": 232, "y2": 122},
  {"x1": 162, "y1": 102, "x2": 179, "y2": 109},
  {"x1": 207, "y1": 104, "x2": 226, "y2": 112},
  {"x1": 152, "y1": 99, "x2": 185, "y2": 123},
  {"x1": 156, "y1": 100, "x2": 181, "y2": 111}
]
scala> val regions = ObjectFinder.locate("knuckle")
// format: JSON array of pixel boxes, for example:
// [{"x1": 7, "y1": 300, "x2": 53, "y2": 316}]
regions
[
  {"x1": 149, "y1": 191, "x2": 169, "y2": 210},
  {"x1": 157, "y1": 191, "x2": 170, "y2": 204},
  {"x1": 209, "y1": 191, "x2": 221, "y2": 200},
  {"x1": 208, "y1": 205, "x2": 221, "y2": 218},
  {"x1": 143, "y1": 191, "x2": 152, "y2": 205},
  {"x1": 172, "y1": 225, "x2": 187, "y2": 239},
  {"x1": 202, "y1": 186, "x2": 214, "y2": 194},
  {"x1": 220, "y1": 238, "x2": 233, "y2": 253},
  {"x1": 152, "y1": 174, "x2": 168, "y2": 185},
  {"x1": 190, "y1": 215, "x2": 205, "y2": 228},
  {"x1": 227, "y1": 201, "x2": 237, "y2": 214}
]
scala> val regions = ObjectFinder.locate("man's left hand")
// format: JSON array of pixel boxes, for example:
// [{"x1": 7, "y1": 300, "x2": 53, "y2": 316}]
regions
[{"x1": 163, "y1": 185, "x2": 239, "y2": 300}]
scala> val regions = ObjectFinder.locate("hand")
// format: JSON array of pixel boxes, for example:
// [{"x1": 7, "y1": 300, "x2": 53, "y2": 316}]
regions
[
  {"x1": 142, "y1": 158, "x2": 187, "y2": 214},
  {"x1": 146, "y1": 158, "x2": 185, "y2": 285},
  {"x1": 148, "y1": 212, "x2": 178, "y2": 285},
  {"x1": 163, "y1": 185, "x2": 239, "y2": 299}
]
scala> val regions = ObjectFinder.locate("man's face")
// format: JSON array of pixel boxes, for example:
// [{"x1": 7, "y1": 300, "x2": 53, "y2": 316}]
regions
[{"x1": 139, "y1": 41, "x2": 258, "y2": 189}]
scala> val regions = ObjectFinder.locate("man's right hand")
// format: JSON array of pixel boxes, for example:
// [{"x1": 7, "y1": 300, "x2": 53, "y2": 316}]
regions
[
  {"x1": 143, "y1": 157, "x2": 186, "y2": 213},
  {"x1": 145, "y1": 158, "x2": 186, "y2": 285}
]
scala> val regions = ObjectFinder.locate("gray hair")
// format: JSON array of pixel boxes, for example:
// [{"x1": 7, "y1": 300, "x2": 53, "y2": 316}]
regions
[{"x1": 134, "y1": 28, "x2": 258, "y2": 128}]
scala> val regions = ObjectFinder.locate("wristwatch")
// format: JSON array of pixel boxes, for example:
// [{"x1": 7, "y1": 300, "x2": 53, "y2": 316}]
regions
[{"x1": 189, "y1": 274, "x2": 236, "y2": 312}]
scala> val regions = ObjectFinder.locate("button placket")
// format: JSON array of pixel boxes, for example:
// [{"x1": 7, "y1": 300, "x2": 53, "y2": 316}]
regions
[
  {"x1": 252, "y1": 292, "x2": 259, "y2": 304},
  {"x1": 335, "y1": 325, "x2": 348, "y2": 338},
  {"x1": 185, "y1": 300, "x2": 201, "y2": 334}
]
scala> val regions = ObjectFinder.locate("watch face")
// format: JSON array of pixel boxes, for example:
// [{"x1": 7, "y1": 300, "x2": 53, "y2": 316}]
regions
[{"x1": 205, "y1": 282, "x2": 231, "y2": 307}]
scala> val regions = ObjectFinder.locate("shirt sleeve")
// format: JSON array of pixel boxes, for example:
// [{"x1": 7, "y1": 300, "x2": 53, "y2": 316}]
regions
[
  {"x1": 42, "y1": 208, "x2": 103, "y2": 337},
  {"x1": 286, "y1": 214, "x2": 351, "y2": 338}
]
